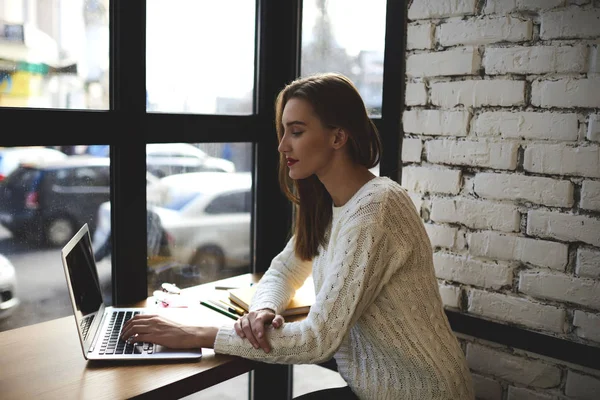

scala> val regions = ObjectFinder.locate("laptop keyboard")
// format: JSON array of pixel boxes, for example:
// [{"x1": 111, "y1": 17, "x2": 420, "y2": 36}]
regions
[
  {"x1": 98, "y1": 311, "x2": 154, "y2": 356},
  {"x1": 80, "y1": 315, "x2": 94, "y2": 341}
]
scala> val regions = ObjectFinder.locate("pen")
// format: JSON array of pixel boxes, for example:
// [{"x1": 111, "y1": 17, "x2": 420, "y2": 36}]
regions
[
  {"x1": 200, "y1": 300, "x2": 239, "y2": 320},
  {"x1": 217, "y1": 299, "x2": 245, "y2": 316},
  {"x1": 214, "y1": 283, "x2": 254, "y2": 290}
]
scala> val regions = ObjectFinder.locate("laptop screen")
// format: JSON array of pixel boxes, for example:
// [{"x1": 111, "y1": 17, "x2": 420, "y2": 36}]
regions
[{"x1": 62, "y1": 224, "x2": 104, "y2": 341}]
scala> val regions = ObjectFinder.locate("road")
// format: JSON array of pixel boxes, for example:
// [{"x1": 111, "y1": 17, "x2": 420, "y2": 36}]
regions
[{"x1": 0, "y1": 226, "x2": 112, "y2": 332}]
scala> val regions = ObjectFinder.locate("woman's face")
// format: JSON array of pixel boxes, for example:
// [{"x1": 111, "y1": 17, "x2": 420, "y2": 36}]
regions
[{"x1": 278, "y1": 97, "x2": 337, "y2": 180}]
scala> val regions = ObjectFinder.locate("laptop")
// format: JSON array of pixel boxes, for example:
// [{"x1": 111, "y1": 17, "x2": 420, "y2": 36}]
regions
[{"x1": 61, "y1": 223, "x2": 202, "y2": 360}]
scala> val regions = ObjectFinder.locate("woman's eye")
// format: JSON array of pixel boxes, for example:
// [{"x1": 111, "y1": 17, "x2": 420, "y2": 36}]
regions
[{"x1": 292, "y1": 131, "x2": 304, "y2": 136}]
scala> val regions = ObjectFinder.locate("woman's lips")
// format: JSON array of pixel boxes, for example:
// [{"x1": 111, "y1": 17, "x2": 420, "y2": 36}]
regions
[{"x1": 286, "y1": 158, "x2": 298, "y2": 166}]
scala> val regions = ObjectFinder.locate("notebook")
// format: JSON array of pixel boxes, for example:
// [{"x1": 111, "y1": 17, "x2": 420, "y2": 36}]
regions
[
  {"x1": 228, "y1": 276, "x2": 315, "y2": 317},
  {"x1": 61, "y1": 223, "x2": 202, "y2": 360}
]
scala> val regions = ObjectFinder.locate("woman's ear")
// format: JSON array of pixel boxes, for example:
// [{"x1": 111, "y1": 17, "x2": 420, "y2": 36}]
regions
[{"x1": 331, "y1": 128, "x2": 348, "y2": 150}]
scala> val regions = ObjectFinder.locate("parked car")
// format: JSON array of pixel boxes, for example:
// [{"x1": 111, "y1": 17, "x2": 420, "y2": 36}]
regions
[
  {"x1": 93, "y1": 171, "x2": 252, "y2": 286},
  {"x1": 146, "y1": 143, "x2": 235, "y2": 178},
  {"x1": 0, "y1": 147, "x2": 67, "y2": 182},
  {"x1": 0, "y1": 253, "x2": 19, "y2": 321},
  {"x1": 0, "y1": 156, "x2": 110, "y2": 247}
]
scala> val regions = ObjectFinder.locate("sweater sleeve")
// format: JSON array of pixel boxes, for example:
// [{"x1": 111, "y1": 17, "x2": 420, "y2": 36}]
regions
[{"x1": 214, "y1": 210, "x2": 415, "y2": 364}]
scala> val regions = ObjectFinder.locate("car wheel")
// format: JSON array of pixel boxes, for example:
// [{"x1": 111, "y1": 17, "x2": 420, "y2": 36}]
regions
[
  {"x1": 44, "y1": 217, "x2": 75, "y2": 247},
  {"x1": 190, "y1": 246, "x2": 225, "y2": 284}
]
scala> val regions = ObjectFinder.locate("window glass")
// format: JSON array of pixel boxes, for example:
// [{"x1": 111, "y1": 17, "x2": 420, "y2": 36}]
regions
[
  {"x1": 0, "y1": 145, "x2": 111, "y2": 333},
  {"x1": 144, "y1": 143, "x2": 253, "y2": 292},
  {"x1": 146, "y1": 1, "x2": 256, "y2": 115},
  {"x1": 301, "y1": 0, "x2": 386, "y2": 117},
  {"x1": 0, "y1": 0, "x2": 110, "y2": 109}
]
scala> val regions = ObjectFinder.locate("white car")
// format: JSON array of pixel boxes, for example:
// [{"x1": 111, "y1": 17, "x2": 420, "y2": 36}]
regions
[
  {"x1": 146, "y1": 143, "x2": 235, "y2": 178},
  {"x1": 0, "y1": 146, "x2": 67, "y2": 182},
  {"x1": 0, "y1": 253, "x2": 19, "y2": 320}
]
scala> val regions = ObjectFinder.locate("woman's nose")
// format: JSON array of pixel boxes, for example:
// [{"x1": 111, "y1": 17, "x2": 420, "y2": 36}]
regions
[{"x1": 278, "y1": 136, "x2": 288, "y2": 153}]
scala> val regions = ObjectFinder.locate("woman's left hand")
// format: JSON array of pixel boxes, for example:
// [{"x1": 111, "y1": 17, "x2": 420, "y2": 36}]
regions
[{"x1": 121, "y1": 314, "x2": 217, "y2": 349}]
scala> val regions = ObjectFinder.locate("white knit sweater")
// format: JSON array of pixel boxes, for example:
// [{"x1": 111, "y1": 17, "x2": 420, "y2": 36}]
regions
[{"x1": 214, "y1": 177, "x2": 475, "y2": 400}]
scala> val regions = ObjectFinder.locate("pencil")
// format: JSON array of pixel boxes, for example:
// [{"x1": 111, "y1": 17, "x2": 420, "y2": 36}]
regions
[
  {"x1": 200, "y1": 301, "x2": 239, "y2": 320},
  {"x1": 217, "y1": 299, "x2": 245, "y2": 316}
]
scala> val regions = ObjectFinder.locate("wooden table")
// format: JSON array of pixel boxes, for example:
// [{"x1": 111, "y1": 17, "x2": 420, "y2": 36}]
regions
[{"x1": 0, "y1": 273, "x2": 265, "y2": 400}]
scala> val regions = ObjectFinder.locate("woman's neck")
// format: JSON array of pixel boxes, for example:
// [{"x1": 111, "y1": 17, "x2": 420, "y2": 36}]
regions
[{"x1": 318, "y1": 162, "x2": 375, "y2": 207}]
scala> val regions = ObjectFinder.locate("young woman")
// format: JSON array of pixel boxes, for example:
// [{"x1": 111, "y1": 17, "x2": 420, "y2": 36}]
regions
[{"x1": 121, "y1": 73, "x2": 475, "y2": 400}]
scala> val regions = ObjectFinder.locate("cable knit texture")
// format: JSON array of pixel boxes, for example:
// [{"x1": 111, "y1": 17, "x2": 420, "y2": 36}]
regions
[{"x1": 214, "y1": 177, "x2": 475, "y2": 400}]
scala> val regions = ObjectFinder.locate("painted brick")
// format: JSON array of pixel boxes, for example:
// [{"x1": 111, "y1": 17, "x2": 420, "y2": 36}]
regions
[
  {"x1": 472, "y1": 373, "x2": 502, "y2": 400},
  {"x1": 588, "y1": 114, "x2": 600, "y2": 142},
  {"x1": 473, "y1": 172, "x2": 574, "y2": 207},
  {"x1": 407, "y1": 23, "x2": 434, "y2": 50},
  {"x1": 519, "y1": 270, "x2": 600, "y2": 309},
  {"x1": 426, "y1": 140, "x2": 519, "y2": 170},
  {"x1": 408, "y1": 192, "x2": 424, "y2": 215},
  {"x1": 405, "y1": 82, "x2": 428, "y2": 106},
  {"x1": 565, "y1": 371, "x2": 600, "y2": 399},
  {"x1": 403, "y1": 110, "x2": 470, "y2": 136},
  {"x1": 581, "y1": 180, "x2": 600, "y2": 211},
  {"x1": 407, "y1": 48, "x2": 481, "y2": 78},
  {"x1": 540, "y1": 8, "x2": 600, "y2": 39},
  {"x1": 468, "y1": 289, "x2": 566, "y2": 333},
  {"x1": 527, "y1": 210, "x2": 600, "y2": 247},
  {"x1": 507, "y1": 386, "x2": 556, "y2": 400},
  {"x1": 408, "y1": 0, "x2": 477, "y2": 20},
  {"x1": 433, "y1": 252, "x2": 514, "y2": 289},
  {"x1": 576, "y1": 247, "x2": 600, "y2": 279},
  {"x1": 431, "y1": 198, "x2": 521, "y2": 232},
  {"x1": 466, "y1": 344, "x2": 561, "y2": 388},
  {"x1": 484, "y1": 0, "x2": 564, "y2": 14},
  {"x1": 431, "y1": 80, "x2": 526, "y2": 108},
  {"x1": 468, "y1": 230, "x2": 569, "y2": 270},
  {"x1": 590, "y1": 45, "x2": 600, "y2": 74},
  {"x1": 425, "y1": 223, "x2": 466, "y2": 250},
  {"x1": 439, "y1": 16, "x2": 533, "y2": 46},
  {"x1": 474, "y1": 111, "x2": 579, "y2": 141},
  {"x1": 438, "y1": 283, "x2": 461, "y2": 308},
  {"x1": 531, "y1": 78, "x2": 600, "y2": 108},
  {"x1": 401, "y1": 138, "x2": 422, "y2": 163},
  {"x1": 401, "y1": 166, "x2": 462, "y2": 194},
  {"x1": 484, "y1": 45, "x2": 587, "y2": 75},
  {"x1": 573, "y1": 310, "x2": 600, "y2": 342},
  {"x1": 523, "y1": 144, "x2": 600, "y2": 178}
]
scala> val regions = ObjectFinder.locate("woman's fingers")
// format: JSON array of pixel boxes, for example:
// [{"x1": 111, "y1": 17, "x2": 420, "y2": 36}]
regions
[{"x1": 272, "y1": 314, "x2": 285, "y2": 329}]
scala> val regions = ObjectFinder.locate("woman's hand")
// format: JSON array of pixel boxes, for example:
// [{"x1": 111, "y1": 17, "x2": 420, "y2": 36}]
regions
[
  {"x1": 120, "y1": 314, "x2": 218, "y2": 349},
  {"x1": 234, "y1": 308, "x2": 284, "y2": 353}
]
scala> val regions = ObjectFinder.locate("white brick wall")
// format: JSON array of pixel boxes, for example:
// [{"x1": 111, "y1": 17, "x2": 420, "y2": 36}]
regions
[
  {"x1": 425, "y1": 223, "x2": 466, "y2": 250},
  {"x1": 484, "y1": 0, "x2": 564, "y2": 15},
  {"x1": 523, "y1": 144, "x2": 600, "y2": 178},
  {"x1": 468, "y1": 231, "x2": 568, "y2": 270},
  {"x1": 531, "y1": 78, "x2": 600, "y2": 108},
  {"x1": 565, "y1": 371, "x2": 600, "y2": 399},
  {"x1": 507, "y1": 386, "x2": 555, "y2": 400},
  {"x1": 407, "y1": 47, "x2": 481, "y2": 78},
  {"x1": 587, "y1": 114, "x2": 600, "y2": 142},
  {"x1": 431, "y1": 198, "x2": 521, "y2": 231},
  {"x1": 400, "y1": 138, "x2": 422, "y2": 162},
  {"x1": 519, "y1": 270, "x2": 600, "y2": 309},
  {"x1": 401, "y1": 165, "x2": 462, "y2": 194},
  {"x1": 408, "y1": 0, "x2": 477, "y2": 20},
  {"x1": 590, "y1": 45, "x2": 600, "y2": 75},
  {"x1": 426, "y1": 140, "x2": 519, "y2": 170},
  {"x1": 573, "y1": 310, "x2": 600, "y2": 342},
  {"x1": 438, "y1": 283, "x2": 461, "y2": 308},
  {"x1": 468, "y1": 289, "x2": 566, "y2": 333},
  {"x1": 473, "y1": 173, "x2": 574, "y2": 207},
  {"x1": 527, "y1": 210, "x2": 600, "y2": 247},
  {"x1": 405, "y1": 82, "x2": 428, "y2": 106},
  {"x1": 403, "y1": 110, "x2": 470, "y2": 136},
  {"x1": 540, "y1": 7, "x2": 600, "y2": 39},
  {"x1": 406, "y1": 23, "x2": 434, "y2": 50},
  {"x1": 431, "y1": 80, "x2": 526, "y2": 108},
  {"x1": 466, "y1": 344, "x2": 562, "y2": 388},
  {"x1": 473, "y1": 111, "x2": 579, "y2": 141},
  {"x1": 580, "y1": 180, "x2": 600, "y2": 211},
  {"x1": 438, "y1": 16, "x2": 533, "y2": 46},
  {"x1": 433, "y1": 252, "x2": 514, "y2": 289},
  {"x1": 484, "y1": 45, "x2": 587, "y2": 75},
  {"x1": 576, "y1": 247, "x2": 600, "y2": 279}
]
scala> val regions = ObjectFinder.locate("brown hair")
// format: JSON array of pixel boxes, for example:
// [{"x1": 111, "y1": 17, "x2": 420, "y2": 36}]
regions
[{"x1": 275, "y1": 72, "x2": 381, "y2": 261}]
